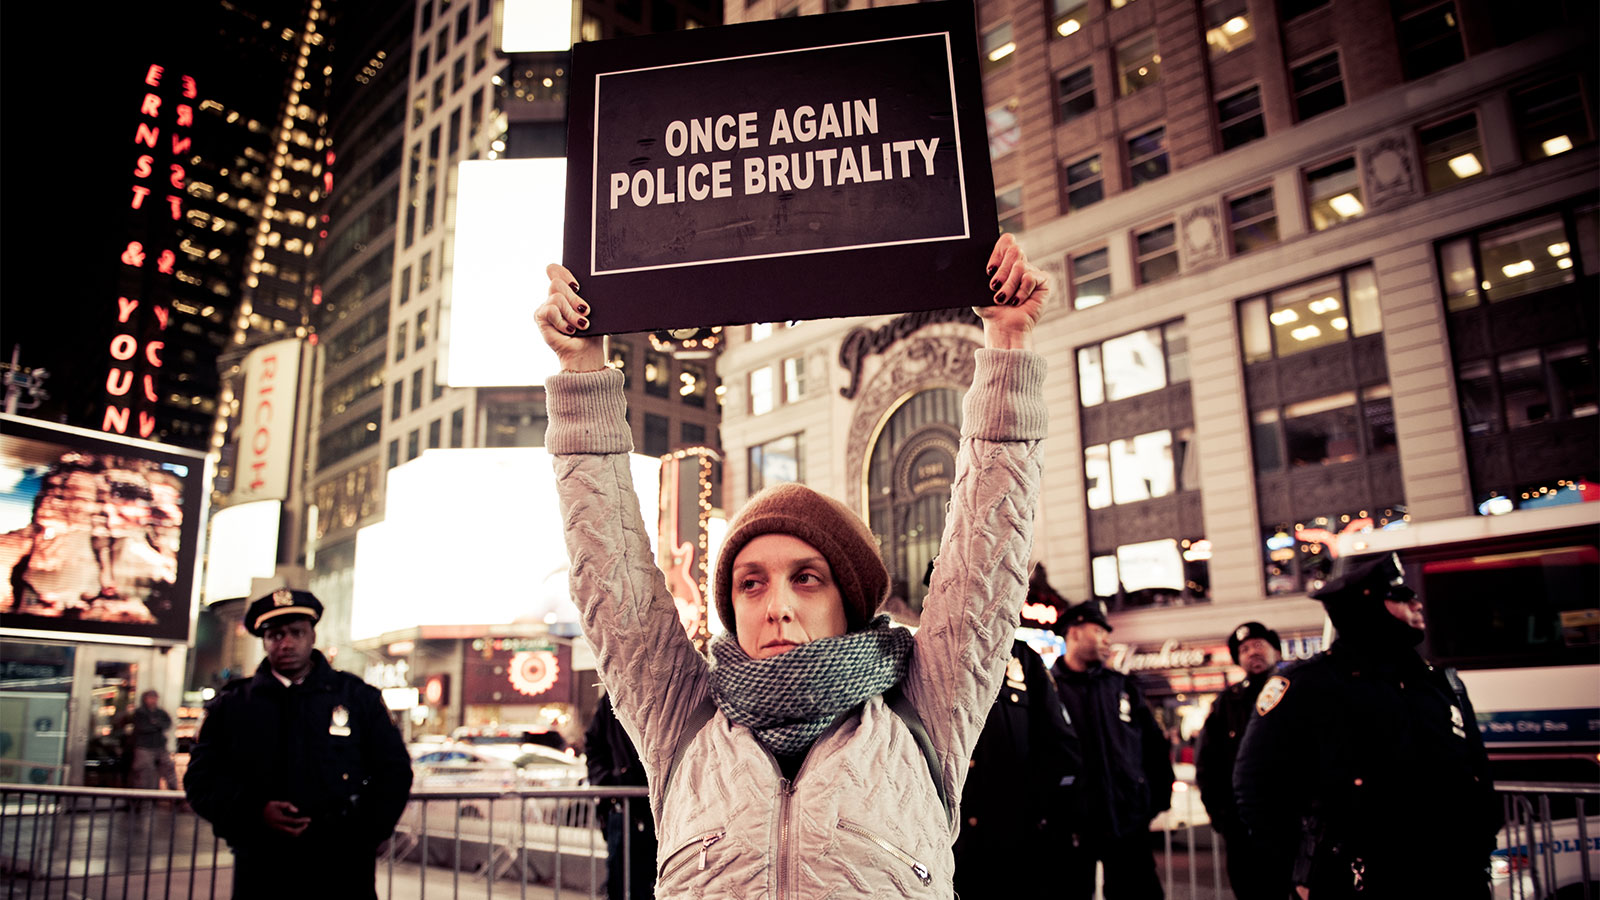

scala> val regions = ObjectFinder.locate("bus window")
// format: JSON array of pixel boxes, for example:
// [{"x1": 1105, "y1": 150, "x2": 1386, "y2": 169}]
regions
[{"x1": 1416, "y1": 544, "x2": 1599, "y2": 670}]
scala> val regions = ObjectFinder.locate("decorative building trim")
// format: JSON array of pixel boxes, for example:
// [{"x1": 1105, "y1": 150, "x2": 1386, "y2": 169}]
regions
[
  {"x1": 1362, "y1": 132, "x2": 1420, "y2": 212},
  {"x1": 1178, "y1": 201, "x2": 1226, "y2": 271}
]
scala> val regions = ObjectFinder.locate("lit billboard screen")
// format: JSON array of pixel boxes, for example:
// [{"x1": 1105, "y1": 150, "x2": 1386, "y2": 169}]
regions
[{"x1": 0, "y1": 415, "x2": 207, "y2": 644}]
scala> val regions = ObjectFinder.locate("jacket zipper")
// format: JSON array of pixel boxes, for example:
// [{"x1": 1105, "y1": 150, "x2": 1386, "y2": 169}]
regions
[
  {"x1": 779, "y1": 778, "x2": 795, "y2": 900},
  {"x1": 659, "y1": 831, "x2": 724, "y2": 881},
  {"x1": 837, "y1": 819, "x2": 933, "y2": 886}
]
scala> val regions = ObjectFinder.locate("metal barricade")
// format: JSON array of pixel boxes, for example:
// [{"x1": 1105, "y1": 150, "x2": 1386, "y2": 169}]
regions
[
  {"x1": 0, "y1": 782, "x2": 650, "y2": 900},
  {"x1": 1494, "y1": 781, "x2": 1598, "y2": 900}
]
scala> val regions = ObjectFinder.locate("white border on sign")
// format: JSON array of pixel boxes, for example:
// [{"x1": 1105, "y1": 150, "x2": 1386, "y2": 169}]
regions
[{"x1": 589, "y1": 32, "x2": 970, "y2": 276}]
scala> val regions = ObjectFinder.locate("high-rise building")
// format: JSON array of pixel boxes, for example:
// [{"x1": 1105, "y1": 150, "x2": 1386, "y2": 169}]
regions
[{"x1": 716, "y1": 0, "x2": 1596, "y2": 705}]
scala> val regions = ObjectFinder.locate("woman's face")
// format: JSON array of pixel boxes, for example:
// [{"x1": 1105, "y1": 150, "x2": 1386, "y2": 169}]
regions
[{"x1": 731, "y1": 533, "x2": 849, "y2": 659}]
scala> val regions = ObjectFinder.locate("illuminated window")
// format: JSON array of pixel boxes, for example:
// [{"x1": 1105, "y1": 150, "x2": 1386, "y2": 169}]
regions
[
  {"x1": 1064, "y1": 155, "x2": 1104, "y2": 212},
  {"x1": 1305, "y1": 157, "x2": 1364, "y2": 231},
  {"x1": 1228, "y1": 186, "x2": 1278, "y2": 255},
  {"x1": 748, "y1": 367, "x2": 774, "y2": 415},
  {"x1": 749, "y1": 434, "x2": 802, "y2": 493},
  {"x1": 1238, "y1": 265, "x2": 1381, "y2": 361},
  {"x1": 1071, "y1": 247, "x2": 1110, "y2": 309},
  {"x1": 996, "y1": 185, "x2": 1024, "y2": 234},
  {"x1": 987, "y1": 100, "x2": 1020, "y2": 159},
  {"x1": 748, "y1": 322, "x2": 774, "y2": 341},
  {"x1": 1513, "y1": 77, "x2": 1593, "y2": 162},
  {"x1": 608, "y1": 340, "x2": 631, "y2": 389},
  {"x1": 680, "y1": 361, "x2": 707, "y2": 407},
  {"x1": 981, "y1": 23, "x2": 1015, "y2": 74},
  {"x1": 1058, "y1": 67, "x2": 1095, "y2": 124},
  {"x1": 1117, "y1": 34, "x2": 1160, "y2": 96},
  {"x1": 1217, "y1": 86, "x2": 1265, "y2": 150},
  {"x1": 1204, "y1": 0, "x2": 1253, "y2": 57},
  {"x1": 1291, "y1": 52, "x2": 1345, "y2": 121},
  {"x1": 416, "y1": 309, "x2": 429, "y2": 350},
  {"x1": 1052, "y1": 0, "x2": 1088, "y2": 37},
  {"x1": 1135, "y1": 222, "x2": 1178, "y2": 284},
  {"x1": 783, "y1": 356, "x2": 806, "y2": 404},
  {"x1": 1419, "y1": 112, "x2": 1484, "y2": 191},
  {"x1": 645, "y1": 351, "x2": 671, "y2": 398},
  {"x1": 1126, "y1": 126, "x2": 1169, "y2": 187},
  {"x1": 432, "y1": 75, "x2": 445, "y2": 111},
  {"x1": 1396, "y1": 0, "x2": 1464, "y2": 80},
  {"x1": 1078, "y1": 322, "x2": 1189, "y2": 408}
]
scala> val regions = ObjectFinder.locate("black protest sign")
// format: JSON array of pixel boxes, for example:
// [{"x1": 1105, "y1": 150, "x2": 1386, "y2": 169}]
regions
[{"x1": 564, "y1": 0, "x2": 997, "y2": 335}]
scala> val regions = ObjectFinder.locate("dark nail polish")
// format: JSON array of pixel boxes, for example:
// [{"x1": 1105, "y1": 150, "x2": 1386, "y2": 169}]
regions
[
  {"x1": 578, "y1": 317, "x2": 589, "y2": 330},
  {"x1": 990, "y1": 279, "x2": 1001, "y2": 291},
  {"x1": 569, "y1": 281, "x2": 580, "y2": 293},
  {"x1": 994, "y1": 291, "x2": 1007, "y2": 304},
  {"x1": 566, "y1": 327, "x2": 576, "y2": 335},
  {"x1": 577, "y1": 303, "x2": 589, "y2": 315},
  {"x1": 986, "y1": 265, "x2": 998, "y2": 276}
]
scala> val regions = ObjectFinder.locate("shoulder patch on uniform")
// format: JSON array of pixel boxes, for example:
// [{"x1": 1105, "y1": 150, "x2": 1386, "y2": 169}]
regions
[{"x1": 1256, "y1": 675, "x2": 1290, "y2": 716}]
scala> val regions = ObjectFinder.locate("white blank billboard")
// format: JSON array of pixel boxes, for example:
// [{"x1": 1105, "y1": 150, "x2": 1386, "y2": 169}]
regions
[
  {"x1": 446, "y1": 158, "x2": 567, "y2": 387},
  {"x1": 203, "y1": 500, "x2": 281, "y2": 604},
  {"x1": 350, "y1": 448, "x2": 660, "y2": 640},
  {"x1": 501, "y1": 0, "x2": 575, "y2": 52}
]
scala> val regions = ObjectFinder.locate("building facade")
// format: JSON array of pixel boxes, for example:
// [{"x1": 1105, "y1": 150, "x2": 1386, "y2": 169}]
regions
[{"x1": 717, "y1": 0, "x2": 1597, "y2": 725}]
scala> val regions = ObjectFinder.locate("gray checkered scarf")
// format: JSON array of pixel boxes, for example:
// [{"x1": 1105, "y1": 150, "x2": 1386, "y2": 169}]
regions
[{"x1": 708, "y1": 616, "x2": 914, "y2": 758}]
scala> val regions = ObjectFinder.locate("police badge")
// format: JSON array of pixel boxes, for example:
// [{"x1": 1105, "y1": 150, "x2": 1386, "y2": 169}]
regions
[
  {"x1": 273, "y1": 588, "x2": 294, "y2": 606},
  {"x1": 329, "y1": 704, "x2": 352, "y2": 737}
]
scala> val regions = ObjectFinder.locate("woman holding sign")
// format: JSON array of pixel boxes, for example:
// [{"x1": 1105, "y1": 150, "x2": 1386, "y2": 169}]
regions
[{"x1": 537, "y1": 233, "x2": 1047, "y2": 896}]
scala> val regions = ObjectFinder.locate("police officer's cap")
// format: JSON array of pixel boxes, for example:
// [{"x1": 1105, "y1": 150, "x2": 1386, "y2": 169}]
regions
[
  {"x1": 1308, "y1": 553, "x2": 1415, "y2": 607},
  {"x1": 1227, "y1": 621, "x2": 1282, "y2": 664},
  {"x1": 245, "y1": 588, "x2": 323, "y2": 637},
  {"x1": 1058, "y1": 599, "x2": 1112, "y2": 634}
]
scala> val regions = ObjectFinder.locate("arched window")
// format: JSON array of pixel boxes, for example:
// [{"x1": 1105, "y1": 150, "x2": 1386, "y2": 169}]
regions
[{"x1": 865, "y1": 388, "x2": 963, "y2": 614}]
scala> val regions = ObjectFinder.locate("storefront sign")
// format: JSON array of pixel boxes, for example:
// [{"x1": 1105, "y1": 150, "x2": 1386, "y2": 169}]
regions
[
  {"x1": 838, "y1": 305, "x2": 980, "y2": 399},
  {"x1": 463, "y1": 642, "x2": 573, "y2": 705},
  {"x1": 563, "y1": 0, "x2": 995, "y2": 334},
  {"x1": 1112, "y1": 639, "x2": 1216, "y2": 673},
  {"x1": 364, "y1": 660, "x2": 411, "y2": 690}
]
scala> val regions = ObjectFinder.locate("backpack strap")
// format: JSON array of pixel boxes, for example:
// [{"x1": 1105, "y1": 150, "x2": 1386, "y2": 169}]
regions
[
  {"x1": 661, "y1": 695, "x2": 717, "y2": 802},
  {"x1": 883, "y1": 683, "x2": 951, "y2": 822}
]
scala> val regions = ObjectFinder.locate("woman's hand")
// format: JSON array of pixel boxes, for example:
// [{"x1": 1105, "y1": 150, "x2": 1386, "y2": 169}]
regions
[
  {"x1": 975, "y1": 233, "x2": 1049, "y2": 350},
  {"x1": 537, "y1": 263, "x2": 606, "y2": 373}
]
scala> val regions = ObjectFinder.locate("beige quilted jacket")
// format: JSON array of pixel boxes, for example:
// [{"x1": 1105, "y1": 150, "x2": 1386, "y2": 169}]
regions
[{"x1": 546, "y1": 349, "x2": 1047, "y2": 899}]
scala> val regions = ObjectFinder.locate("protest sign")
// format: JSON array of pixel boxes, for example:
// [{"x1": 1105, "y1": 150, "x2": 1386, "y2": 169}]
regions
[{"x1": 564, "y1": 0, "x2": 997, "y2": 335}]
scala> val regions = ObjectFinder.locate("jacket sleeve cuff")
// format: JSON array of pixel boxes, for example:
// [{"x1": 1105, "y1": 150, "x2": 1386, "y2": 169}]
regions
[
  {"x1": 545, "y1": 367, "x2": 633, "y2": 455},
  {"x1": 961, "y1": 349, "x2": 1047, "y2": 441}
]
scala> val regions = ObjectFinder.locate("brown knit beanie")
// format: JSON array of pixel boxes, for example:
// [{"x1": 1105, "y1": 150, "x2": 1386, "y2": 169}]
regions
[{"x1": 715, "y1": 482, "x2": 888, "y2": 638}]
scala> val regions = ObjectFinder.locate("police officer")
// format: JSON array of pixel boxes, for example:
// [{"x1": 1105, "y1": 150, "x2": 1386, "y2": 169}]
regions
[
  {"x1": 1196, "y1": 622, "x2": 1282, "y2": 900},
  {"x1": 1051, "y1": 600, "x2": 1173, "y2": 900},
  {"x1": 1233, "y1": 555, "x2": 1499, "y2": 899},
  {"x1": 953, "y1": 623, "x2": 1083, "y2": 897},
  {"x1": 586, "y1": 691, "x2": 656, "y2": 900},
  {"x1": 185, "y1": 589, "x2": 413, "y2": 899}
]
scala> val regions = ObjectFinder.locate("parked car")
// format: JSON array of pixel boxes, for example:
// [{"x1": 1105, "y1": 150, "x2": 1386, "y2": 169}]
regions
[{"x1": 1492, "y1": 808, "x2": 1599, "y2": 900}]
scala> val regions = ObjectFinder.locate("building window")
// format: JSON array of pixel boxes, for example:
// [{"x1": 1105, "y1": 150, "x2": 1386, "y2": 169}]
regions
[
  {"x1": 395, "y1": 323, "x2": 408, "y2": 362},
  {"x1": 469, "y1": 89, "x2": 484, "y2": 140},
  {"x1": 644, "y1": 413, "x2": 670, "y2": 456},
  {"x1": 1077, "y1": 321, "x2": 1189, "y2": 408},
  {"x1": 1135, "y1": 222, "x2": 1179, "y2": 284},
  {"x1": 1071, "y1": 247, "x2": 1111, "y2": 309},
  {"x1": 432, "y1": 361, "x2": 444, "y2": 400},
  {"x1": 1204, "y1": 0, "x2": 1253, "y2": 57},
  {"x1": 1279, "y1": 0, "x2": 1328, "y2": 20},
  {"x1": 407, "y1": 429, "x2": 420, "y2": 461},
  {"x1": 1052, "y1": 0, "x2": 1088, "y2": 37},
  {"x1": 455, "y1": 6, "x2": 471, "y2": 41},
  {"x1": 1228, "y1": 186, "x2": 1279, "y2": 255},
  {"x1": 783, "y1": 356, "x2": 806, "y2": 404},
  {"x1": 449, "y1": 408, "x2": 465, "y2": 447},
  {"x1": 1117, "y1": 34, "x2": 1160, "y2": 96},
  {"x1": 1058, "y1": 67, "x2": 1095, "y2": 124},
  {"x1": 473, "y1": 36, "x2": 488, "y2": 74},
  {"x1": 388, "y1": 439, "x2": 400, "y2": 469},
  {"x1": 1126, "y1": 126, "x2": 1169, "y2": 187},
  {"x1": 607, "y1": 340, "x2": 631, "y2": 388},
  {"x1": 410, "y1": 369, "x2": 424, "y2": 411},
  {"x1": 432, "y1": 75, "x2": 445, "y2": 111},
  {"x1": 1395, "y1": 1, "x2": 1464, "y2": 80},
  {"x1": 1305, "y1": 157, "x2": 1365, "y2": 231},
  {"x1": 428, "y1": 418, "x2": 442, "y2": 449},
  {"x1": 1419, "y1": 112, "x2": 1485, "y2": 191},
  {"x1": 419, "y1": 251, "x2": 434, "y2": 292},
  {"x1": 452, "y1": 56, "x2": 466, "y2": 94},
  {"x1": 1064, "y1": 155, "x2": 1104, "y2": 212},
  {"x1": 749, "y1": 367, "x2": 775, "y2": 415},
  {"x1": 398, "y1": 266, "x2": 412, "y2": 305},
  {"x1": 391, "y1": 381, "x2": 403, "y2": 421},
  {"x1": 644, "y1": 351, "x2": 671, "y2": 398},
  {"x1": 987, "y1": 100, "x2": 1021, "y2": 159},
  {"x1": 417, "y1": 49, "x2": 430, "y2": 80},
  {"x1": 1238, "y1": 265, "x2": 1381, "y2": 362},
  {"x1": 680, "y1": 361, "x2": 707, "y2": 407},
  {"x1": 448, "y1": 108, "x2": 462, "y2": 157},
  {"x1": 420, "y1": 1, "x2": 433, "y2": 29},
  {"x1": 1513, "y1": 77, "x2": 1593, "y2": 162},
  {"x1": 416, "y1": 309, "x2": 429, "y2": 350},
  {"x1": 1291, "y1": 52, "x2": 1345, "y2": 121},
  {"x1": 1437, "y1": 214, "x2": 1576, "y2": 310},
  {"x1": 748, "y1": 323, "x2": 774, "y2": 342},
  {"x1": 749, "y1": 434, "x2": 802, "y2": 493},
  {"x1": 682, "y1": 422, "x2": 707, "y2": 444},
  {"x1": 1217, "y1": 85, "x2": 1265, "y2": 150},
  {"x1": 982, "y1": 23, "x2": 1016, "y2": 73},
  {"x1": 1092, "y1": 537, "x2": 1211, "y2": 608},
  {"x1": 436, "y1": 28, "x2": 449, "y2": 64},
  {"x1": 996, "y1": 185, "x2": 1024, "y2": 234}
]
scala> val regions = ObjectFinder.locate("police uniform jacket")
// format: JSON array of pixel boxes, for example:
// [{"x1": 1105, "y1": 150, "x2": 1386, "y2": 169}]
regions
[
  {"x1": 184, "y1": 651, "x2": 413, "y2": 853},
  {"x1": 1195, "y1": 675, "x2": 1267, "y2": 837},
  {"x1": 1050, "y1": 659, "x2": 1173, "y2": 840},
  {"x1": 953, "y1": 640, "x2": 1082, "y2": 896},
  {"x1": 1233, "y1": 639, "x2": 1499, "y2": 898}
]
